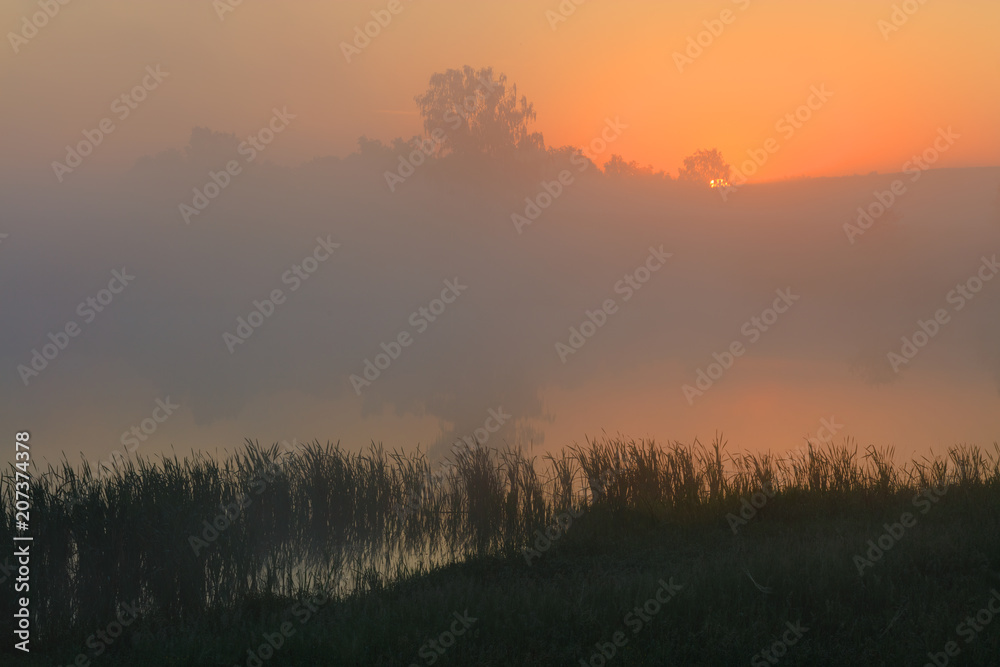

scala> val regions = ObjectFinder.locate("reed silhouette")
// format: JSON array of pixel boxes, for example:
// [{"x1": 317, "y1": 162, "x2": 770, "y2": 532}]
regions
[{"x1": 4, "y1": 435, "x2": 999, "y2": 664}]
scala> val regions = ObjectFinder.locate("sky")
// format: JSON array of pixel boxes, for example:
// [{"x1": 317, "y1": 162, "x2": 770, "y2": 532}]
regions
[
  {"x1": 1, "y1": 1, "x2": 998, "y2": 182},
  {"x1": 1, "y1": 0, "x2": 999, "y2": 469}
]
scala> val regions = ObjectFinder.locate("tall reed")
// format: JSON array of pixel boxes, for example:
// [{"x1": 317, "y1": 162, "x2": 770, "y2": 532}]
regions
[{"x1": 2, "y1": 436, "x2": 997, "y2": 642}]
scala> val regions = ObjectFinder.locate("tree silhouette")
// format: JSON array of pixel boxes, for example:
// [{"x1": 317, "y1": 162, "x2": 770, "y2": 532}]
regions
[
  {"x1": 604, "y1": 154, "x2": 668, "y2": 180},
  {"x1": 415, "y1": 66, "x2": 544, "y2": 160},
  {"x1": 678, "y1": 148, "x2": 731, "y2": 186}
]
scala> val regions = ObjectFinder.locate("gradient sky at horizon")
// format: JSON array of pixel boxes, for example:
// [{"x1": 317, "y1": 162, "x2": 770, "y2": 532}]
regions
[{"x1": 1, "y1": 0, "x2": 998, "y2": 182}]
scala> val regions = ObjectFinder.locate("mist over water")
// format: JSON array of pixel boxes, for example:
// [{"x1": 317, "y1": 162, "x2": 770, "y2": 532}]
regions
[
  {"x1": 2, "y1": 2, "x2": 998, "y2": 475},
  {"x1": 2, "y1": 129, "x2": 998, "y2": 466}
]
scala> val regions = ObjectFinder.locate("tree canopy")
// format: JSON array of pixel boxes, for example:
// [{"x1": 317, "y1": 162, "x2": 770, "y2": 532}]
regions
[
  {"x1": 415, "y1": 66, "x2": 544, "y2": 160},
  {"x1": 678, "y1": 148, "x2": 731, "y2": 185}
]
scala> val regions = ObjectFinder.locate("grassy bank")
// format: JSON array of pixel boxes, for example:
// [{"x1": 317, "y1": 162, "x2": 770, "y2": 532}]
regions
[{"x1": 3, "y1": 437, "x2": 999, "y2": 664}]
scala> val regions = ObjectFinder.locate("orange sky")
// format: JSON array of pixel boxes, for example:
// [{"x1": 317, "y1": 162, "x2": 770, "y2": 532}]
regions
[{"x1": 1, "y1": 0, "x2": 998, "y2": 180}]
